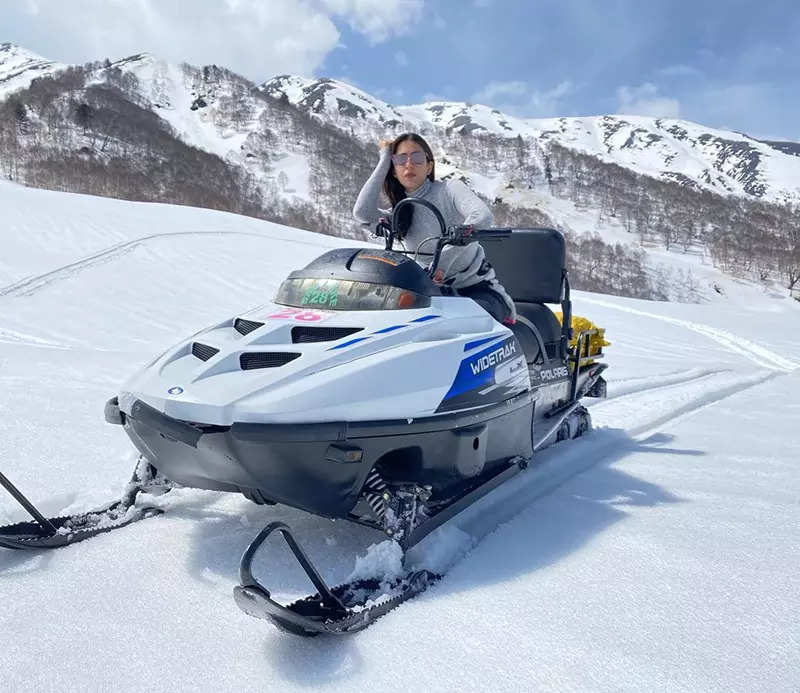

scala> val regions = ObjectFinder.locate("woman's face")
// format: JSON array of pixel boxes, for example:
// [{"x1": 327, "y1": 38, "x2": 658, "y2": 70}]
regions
[{"x1": 392, "y1": 139, "x2": 433, "y2": 192}]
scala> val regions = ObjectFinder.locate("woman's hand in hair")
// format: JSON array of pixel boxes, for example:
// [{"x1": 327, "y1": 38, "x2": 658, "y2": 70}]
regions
[{"x1": 379, "y1": 138, "x2": 394, "y2": 151}]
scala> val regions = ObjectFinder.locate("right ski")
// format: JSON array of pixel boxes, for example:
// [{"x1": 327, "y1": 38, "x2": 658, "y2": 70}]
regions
[{"x1": 233, "y1": 521, "x2": 438, "y2": 636}]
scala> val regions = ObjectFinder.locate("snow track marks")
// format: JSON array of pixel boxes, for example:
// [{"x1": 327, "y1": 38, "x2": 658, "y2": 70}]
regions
[
  {"x1": 0, "y1": 230, "x2": 341, "y2": 298},
  {"x1": 580, "y1": 296, "x2": 798, "y2": 372}
]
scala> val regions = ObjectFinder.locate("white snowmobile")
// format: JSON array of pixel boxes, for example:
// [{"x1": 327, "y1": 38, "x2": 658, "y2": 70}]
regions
[{"x1": 0, "y1": 198, "x2": 607, "y2": 635}]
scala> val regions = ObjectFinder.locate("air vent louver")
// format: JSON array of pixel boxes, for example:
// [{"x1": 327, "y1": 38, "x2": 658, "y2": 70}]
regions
[
  {"x1": 240, "y1": 352, "x2": 301, "y2": 370},
  {"x1": 291, "y1": 326, "x2": 363, "y2": 343},
  {"x1": 234, "y1": 318, "x2": 265, "y2": 336},
  {"x1": 192, "y1": 342, "x2": 219, "y2": 361}
]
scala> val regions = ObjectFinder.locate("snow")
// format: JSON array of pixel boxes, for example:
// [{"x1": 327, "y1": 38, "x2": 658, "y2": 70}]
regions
[
  {"x1": 1, "y1": 180, "x2": 799, "y2": 691},
  {"x1": 346, "y1": 540, "x2": 404, "y2": 583},
  {"x1": 0, "y1": 43, "x2": 64, "y2": 100},
  {"x1": 274, "y1": 152, "x2": 311, "y2": 199}
]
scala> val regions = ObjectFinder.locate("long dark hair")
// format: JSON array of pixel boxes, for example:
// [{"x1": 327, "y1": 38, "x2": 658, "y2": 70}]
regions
[{"x1": 382, "y1": 133, "x2": 435, "y2": 234}]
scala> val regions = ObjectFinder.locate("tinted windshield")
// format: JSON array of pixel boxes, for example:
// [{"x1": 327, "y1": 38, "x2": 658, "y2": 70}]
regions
[{"x1": 275, "y1": 277, "x2": 430, "y2": 311}]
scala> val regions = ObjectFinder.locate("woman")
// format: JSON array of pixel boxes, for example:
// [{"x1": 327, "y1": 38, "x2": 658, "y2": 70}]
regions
[{"x1": 353, "y1": 133, "x2": 515, "y2": 323}]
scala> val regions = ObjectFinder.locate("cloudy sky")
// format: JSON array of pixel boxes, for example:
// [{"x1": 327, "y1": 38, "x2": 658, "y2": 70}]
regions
[{"x1": 4, "y1": 0, "x2": 798, "y2": 139}]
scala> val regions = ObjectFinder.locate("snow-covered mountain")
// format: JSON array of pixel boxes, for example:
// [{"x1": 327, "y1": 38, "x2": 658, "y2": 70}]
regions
[
  {"x1": 263, "y1": 75, "x2": 800, "y2": 205},
  {"x1": 0, "y1": 42, "x2": 64, "y2": 99}
]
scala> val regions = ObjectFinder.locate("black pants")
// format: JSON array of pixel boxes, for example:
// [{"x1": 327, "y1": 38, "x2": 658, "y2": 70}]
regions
[{"x1": 456, "y1": 281, "x2": 511, "y2": 323}]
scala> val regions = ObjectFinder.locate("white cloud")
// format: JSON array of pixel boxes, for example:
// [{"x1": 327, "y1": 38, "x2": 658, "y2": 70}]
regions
[
  {"x1": 472, "y1": 80, "x2": 574, "y2": 117},
  {"x1": 320, "y1": 0, "x2": 424, "y2": 44},
  {"x1": 473, "y1": 80, "x2": 528, "y2": 104},
  {"x1": 3, "y1": 0, "x2": 423, "y2": 82},
  {"x1": 394, "y1": 50, "x2": 409, "y2": 67},
  {"x1": 617, "y1": 83, "x2": 680, "y2": 118},
  {"x1": 527, "y1": 81, "x2": 573, "y2": 115}
]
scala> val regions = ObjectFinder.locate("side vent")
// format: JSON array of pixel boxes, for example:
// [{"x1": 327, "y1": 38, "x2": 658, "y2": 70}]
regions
[
  {"x1": 240, "y1": 352, "x2": 301, "y2": 370},
  {"x1": 192, "y1": 342, "x2": 219, "y2": 361},
  {"x1": 291, "y1": 326, "x2": 363, "y2": 343},
  {"x1": 234, "y1": 318, "x2": 265, "y2": 336}
]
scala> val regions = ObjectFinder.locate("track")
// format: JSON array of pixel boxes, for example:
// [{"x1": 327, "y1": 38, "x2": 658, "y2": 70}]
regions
[
  {"x1": 579, "y1": 296, "x2": 799, "y2": 372},
  {"x1": 591, "y1": 366, "x2": 730, "y2": 401},
  {"x1": 0, "y1": 229, "x2": 347, "y2": 299},
  {"x1": 0, "y1": 326, "x2": 70, "y2": 349}
]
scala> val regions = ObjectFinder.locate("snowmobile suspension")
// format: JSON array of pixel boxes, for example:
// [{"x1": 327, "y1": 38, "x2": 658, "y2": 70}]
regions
[{"x1": 362, "y1": 468, "x2": 389, "y2": 521}]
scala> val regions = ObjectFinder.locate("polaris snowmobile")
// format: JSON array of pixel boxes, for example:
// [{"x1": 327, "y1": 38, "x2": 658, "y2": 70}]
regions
[{"x1": 0, "y1": 197, "x2": 607, "y2": 636}]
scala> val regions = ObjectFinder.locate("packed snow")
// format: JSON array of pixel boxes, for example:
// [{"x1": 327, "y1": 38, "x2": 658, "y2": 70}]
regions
[{"x1": 0, "y1": 180, "x2": 798, "y2": 692}]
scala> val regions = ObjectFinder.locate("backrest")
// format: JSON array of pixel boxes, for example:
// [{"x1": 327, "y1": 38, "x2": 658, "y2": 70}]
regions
[{"x1": 479, "y1": 228, "x2": 565, "y2": 303}]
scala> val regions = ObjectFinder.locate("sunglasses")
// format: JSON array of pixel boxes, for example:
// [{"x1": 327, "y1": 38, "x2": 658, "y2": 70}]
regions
[{"x1": 392, "y1": 151, "x2": 429, "y2": 166}]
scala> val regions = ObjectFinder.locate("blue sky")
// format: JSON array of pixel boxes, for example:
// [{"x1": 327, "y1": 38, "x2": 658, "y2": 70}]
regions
[
  {"x1": 323, "y1": 0, "x2": 800, "y2": 140},
  {"x1": 4, "y1": 0, "x2": 799, "y2": 140}
]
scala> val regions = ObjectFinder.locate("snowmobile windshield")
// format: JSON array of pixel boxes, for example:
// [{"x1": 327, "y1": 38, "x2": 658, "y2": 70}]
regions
[{"x1": 275, "y1": 277, "x2": 431, "y2": 311}]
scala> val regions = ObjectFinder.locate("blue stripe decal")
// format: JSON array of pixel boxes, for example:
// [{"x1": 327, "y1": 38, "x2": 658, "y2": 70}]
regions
[
  {"x1": 373, "y1": 324, "x2": 407, "y2": 334},
  {"x1": 410, "y1": 315, "x2": 440, "y2": 323},
  {"x1": 463, "y1": 336, "x2": 499, "y2": 352},
  {"x1": 328, "y1": 337, "x2": 370, "y2": 350},
  {"x1": 443, "y1": 336, "x2": 518, "y2": 400}
]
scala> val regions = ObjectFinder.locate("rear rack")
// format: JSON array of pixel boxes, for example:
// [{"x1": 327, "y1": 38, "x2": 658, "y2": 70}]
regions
[{"x1": 568, "y1": 329, "x2": 605, "y2": 401}]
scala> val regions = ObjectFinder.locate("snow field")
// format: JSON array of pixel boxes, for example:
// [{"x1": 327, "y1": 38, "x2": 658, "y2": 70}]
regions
[{"x1": 1, "y1": 181, "x2": 799, "y2": 691}]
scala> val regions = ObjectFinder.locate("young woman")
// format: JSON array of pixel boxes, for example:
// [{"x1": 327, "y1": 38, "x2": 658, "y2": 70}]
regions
[{"x1": 352, "y1": 133, "x2": 515, "y2": 323}]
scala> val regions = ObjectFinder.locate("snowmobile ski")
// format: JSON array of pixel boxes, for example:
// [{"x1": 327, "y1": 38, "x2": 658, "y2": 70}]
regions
[
  {"x1": 234, "y1": 456, "x2": 530, "y2": 636},
  {"x1": 0, "y1": 460, "x2": 170, "y2": 550},
  {"x1": 233, "y1": 522, "x2": 438, "y2": 636}
]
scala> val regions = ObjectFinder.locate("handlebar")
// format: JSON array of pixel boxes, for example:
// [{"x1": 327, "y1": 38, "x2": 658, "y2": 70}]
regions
[{"x1": 373, "y1": 197, "x2": 511, "y2": 278}]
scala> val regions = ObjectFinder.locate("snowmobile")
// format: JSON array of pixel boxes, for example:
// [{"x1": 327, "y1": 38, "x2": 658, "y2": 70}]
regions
[{"x1": 0, "y1": 197, "x2": 607, "y2": 636}]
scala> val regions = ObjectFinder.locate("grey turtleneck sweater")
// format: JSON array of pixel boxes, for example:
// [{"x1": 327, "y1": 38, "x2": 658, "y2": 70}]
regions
[{"x1": 352, "y1": 148, "x2": 496, "y2": 287}]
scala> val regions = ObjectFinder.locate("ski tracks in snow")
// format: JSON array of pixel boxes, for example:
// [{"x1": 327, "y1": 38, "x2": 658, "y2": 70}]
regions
[
  {"x1": 0, "y1": 229, "x2": 342, "y2": 299},
  {"x1": 579, "y1": 296, "x2": 799, "y2": 372},
  {"x1": 589, "y1": 368, "x2": 778, "y2": 437},
  {"x1": 0, "y1": 326, "x2": 70, "y2": 349}
]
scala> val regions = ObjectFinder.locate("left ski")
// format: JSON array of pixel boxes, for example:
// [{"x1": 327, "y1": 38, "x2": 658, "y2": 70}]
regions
[
  {"x1": 0, "y1": 460, "x2": 169, "y2": 550},
  {"x1": 0, "y1": 501, "x2": 162, "y2": 550}
]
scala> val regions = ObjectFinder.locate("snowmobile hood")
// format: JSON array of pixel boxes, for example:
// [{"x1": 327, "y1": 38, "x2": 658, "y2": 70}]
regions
[{"x1": 118, "y1": 296, "x2": 524, "y2": 426}]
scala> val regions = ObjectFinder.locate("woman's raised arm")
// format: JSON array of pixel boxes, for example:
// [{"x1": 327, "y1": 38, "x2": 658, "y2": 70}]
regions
[{"x1": 352, "y1": 144, "x2": 393, "y2": 226}]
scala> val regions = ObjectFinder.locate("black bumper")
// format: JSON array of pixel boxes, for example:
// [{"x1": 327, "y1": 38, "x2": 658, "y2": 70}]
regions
[{"x1": 118, "y1": 396, "x2": 533, "y2": 519}]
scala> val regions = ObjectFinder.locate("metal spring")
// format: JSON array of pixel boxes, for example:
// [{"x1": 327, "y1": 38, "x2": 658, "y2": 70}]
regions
[{"x1": 362, "y1": 468, "x2": 389, "y2": 520}]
